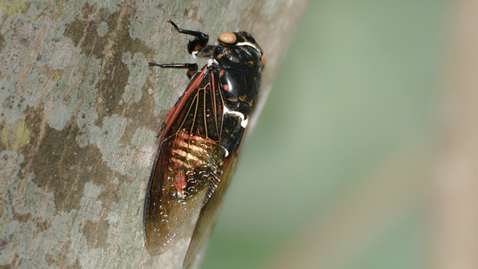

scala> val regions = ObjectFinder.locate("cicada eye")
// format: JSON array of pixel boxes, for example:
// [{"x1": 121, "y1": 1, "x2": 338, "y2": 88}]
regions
[{"x1": 218, "y1": 32, "x2": 236, "y2": 44}]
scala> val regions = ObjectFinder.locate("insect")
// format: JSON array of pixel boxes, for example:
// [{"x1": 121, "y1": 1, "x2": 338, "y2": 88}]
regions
[{"x1": 144, "y1": 20, "x2": 265, "y2": 267}]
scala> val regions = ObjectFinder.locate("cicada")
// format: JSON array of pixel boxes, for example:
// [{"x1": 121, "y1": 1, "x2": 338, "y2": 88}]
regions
[{"x1": 144, "y1": 20, "x2": 265, "y2": 267}]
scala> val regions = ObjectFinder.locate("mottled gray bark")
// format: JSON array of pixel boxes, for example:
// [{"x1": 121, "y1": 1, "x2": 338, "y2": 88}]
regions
[{"x1": 0, "y1": 0, "x2": 307, "y2": 268}]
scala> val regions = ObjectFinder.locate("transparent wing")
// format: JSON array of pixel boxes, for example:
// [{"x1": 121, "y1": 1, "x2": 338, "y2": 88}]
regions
[
  {"x1": 144, "y1": 67, "x2": 226, "y2": 255},
  {"x1": 183, "y1": 112, "x2": 249, "y2": 266},
  {"x1": 182, "y1": 147, "x2": 240, "y2": 267}
]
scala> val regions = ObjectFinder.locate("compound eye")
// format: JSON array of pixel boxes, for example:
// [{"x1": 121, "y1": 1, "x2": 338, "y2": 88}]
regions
[{"x1": 218, "y1": 32, "x2": 236, "y2": 44}]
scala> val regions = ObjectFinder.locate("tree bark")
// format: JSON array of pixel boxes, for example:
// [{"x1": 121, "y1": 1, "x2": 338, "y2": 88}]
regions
[{"x1": 0, "y1": 0, "x2": 307, "y2": 268}]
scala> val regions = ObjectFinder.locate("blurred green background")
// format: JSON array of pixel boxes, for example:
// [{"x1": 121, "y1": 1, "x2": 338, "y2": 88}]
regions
[{"x1": 203, "y1": 0, "x2": 448, "y2": 268}]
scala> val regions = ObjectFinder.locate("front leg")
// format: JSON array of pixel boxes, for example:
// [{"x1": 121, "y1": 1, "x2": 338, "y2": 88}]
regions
[
  {"x1": 148, "y1": 62, "x2": 198, "y2": 79},
  {"x1": 168, "y1": 20, "x2": 210, "y2": 55}
]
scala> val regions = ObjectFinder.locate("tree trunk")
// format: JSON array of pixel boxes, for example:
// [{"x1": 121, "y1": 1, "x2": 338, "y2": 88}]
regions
[{"x1": 0, "y1": 0, "x2": 307, "y2": 268}]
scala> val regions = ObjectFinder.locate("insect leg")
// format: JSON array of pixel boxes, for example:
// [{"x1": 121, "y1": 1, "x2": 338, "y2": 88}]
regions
[
  {"x1": 168, "y1": 20, "x2": 210, "y2": 54},
  {"x1": 148, "y1": 62, "x2": 199, "y2": 79},
  {"x1": 194, "y1": 45, "x2": 215, "y2": 58}
]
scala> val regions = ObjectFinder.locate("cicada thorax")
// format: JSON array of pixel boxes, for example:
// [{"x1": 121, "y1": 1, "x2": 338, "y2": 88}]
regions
[{"x1": 214, "y1": 32, "x2": 263, "y2": 123}]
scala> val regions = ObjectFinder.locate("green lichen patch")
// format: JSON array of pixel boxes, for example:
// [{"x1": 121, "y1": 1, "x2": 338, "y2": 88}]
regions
[
  {"x1": 2, "y1": 1, "x2": 28, "y2": 18},
  {"x1": 0, "y1": 119, "x2": 31, "y2": 152},
  {"x1": 15, "y1": 120, "x2": 31, "y2": 146}
]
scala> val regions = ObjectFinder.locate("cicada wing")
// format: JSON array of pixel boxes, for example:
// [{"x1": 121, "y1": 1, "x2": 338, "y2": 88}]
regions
[
  {"x1": 182, "y1": 151, "x2": 239, "y2": 267},
  {"x1": 183, "y1": 118, "x2": 249, "y2": 266},
  {"x1": 144, "y1": 135, "x2": 211, "y2": 254},
  {"x1": 144, "y1": 67, "x2": 225, "y2": 255}
]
